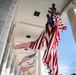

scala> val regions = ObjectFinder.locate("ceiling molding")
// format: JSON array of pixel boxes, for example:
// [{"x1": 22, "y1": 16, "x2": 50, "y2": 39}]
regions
[
  {"x1": 60, "y1": 0, "x2": 72, "y2": 15},
  {"x1": 19, "y1": 21, "x2": 44, "y2": 29},
  {"x1": 72, "y1": 0, "x2": 76, "y2": 5}
]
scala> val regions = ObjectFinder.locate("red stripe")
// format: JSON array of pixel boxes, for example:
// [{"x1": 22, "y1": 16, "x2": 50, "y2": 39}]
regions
[
  {"x1": 48, "y1": 10, "x2": 52, "y2": 14},
  {"x1": 30, "y1": 30, "x2": 45, "y2": 50},
  {"x1": 38, "y1": 31, "x2": 45, "y2": 49}
]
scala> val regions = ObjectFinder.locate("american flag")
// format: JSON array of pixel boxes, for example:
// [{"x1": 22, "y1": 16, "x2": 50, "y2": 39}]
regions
[
  {"x1": 30, "y1": 15, "x2": 66, "y2": 75},
  {"x1": 21, "y1": 65, "x2": 34, "y2": 72},
  {"x1": 14, "y1": 42, "x2": 33, "y2": 49},
  {"x1": 19, "y1": 52, "x2": 36, "y2": 65},
  {"x1": 14, "y1": 14, "x2": 66, "y2": 75},
  {"x1": 14, "y1": 30, "x2": 45, "y2": 50},
  {"x1": 21, "y1": 60, "x2": 35, "y2": 72},
  {"x1": 42, "y1": 15, "x2": 66, "y2": 75}
]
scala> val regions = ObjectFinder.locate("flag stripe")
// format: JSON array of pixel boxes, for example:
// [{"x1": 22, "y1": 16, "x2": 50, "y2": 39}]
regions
[
  {"x1": 21, "y1": 65, "x2": 34, "y2": 72},
  {"x1": 30, "y1": 30, "x2": 45, "y2": 50}
]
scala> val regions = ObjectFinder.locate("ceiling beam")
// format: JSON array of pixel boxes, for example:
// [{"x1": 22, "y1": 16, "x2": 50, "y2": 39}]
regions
[
  {"x1": 60, "y1": 0, "x2": 72, "y2": 15},
  {"x1": 19, "y1": 21, "x2": 44, "y2": 29}
]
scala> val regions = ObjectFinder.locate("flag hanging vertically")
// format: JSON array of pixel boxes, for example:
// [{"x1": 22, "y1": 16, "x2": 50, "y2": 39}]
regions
[
  {"x1": 29, "y1": 15, "x2": 66, "y2": 75},
  {"x1": 14, "y1": 14, "x2": 66, "y2": 75},
  {"x1": 42, "y1": 15, "x2": 66, "y2": 75}
]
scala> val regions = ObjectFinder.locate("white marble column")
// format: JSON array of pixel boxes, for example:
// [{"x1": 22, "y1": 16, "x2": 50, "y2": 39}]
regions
[
  {"x1": 67, "y1": 7, "x2": 76, "y2": 43},
  {"x1": 37, "y1": 51, "x2": 41, "y2": 75}
]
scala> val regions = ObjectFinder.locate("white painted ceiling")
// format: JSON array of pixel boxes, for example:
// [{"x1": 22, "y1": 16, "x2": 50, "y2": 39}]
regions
[
  {"x1": 14, "y1": 0, "x2": 71, "y2": 43},
  {"x1": 13, "y1": 0, "x2": 71, "y2": 73}
]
